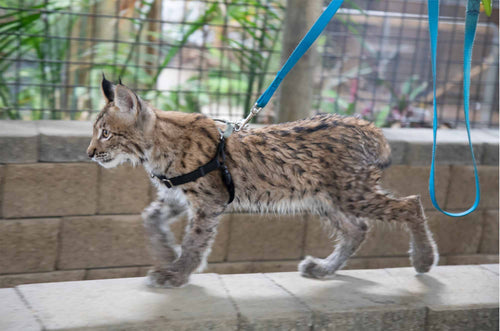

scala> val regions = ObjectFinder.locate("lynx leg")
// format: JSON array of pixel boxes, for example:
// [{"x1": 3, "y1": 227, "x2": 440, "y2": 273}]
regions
[
  {"x1": 142, "y1": 198, "x2": 187, "y2": 267},
  {"x1": 146, "y1": 208, "x2": 223, "y2": 288},
  {"x1": 299, "y1": 214, "x2": 369, "y2": 279},
  {"x1": 405, "y1": 197, "x2": 439, "y2": 273},
  {"x1": 351, "y1": 190, "x2": 438, "y2": 273}
]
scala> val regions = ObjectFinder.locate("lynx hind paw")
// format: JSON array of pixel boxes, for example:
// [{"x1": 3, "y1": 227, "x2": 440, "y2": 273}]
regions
[
  {"x1": 410, "y1": 240, "x2": 439, "y2": 274},
  {"x1": 145, "y1": 268, "x2": 189, "y2": 288},
  {"x1": 299, "y1": 256, "x2": 330, "y2": 279}
]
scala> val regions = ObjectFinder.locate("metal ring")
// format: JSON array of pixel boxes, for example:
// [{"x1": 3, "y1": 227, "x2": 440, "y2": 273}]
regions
[{"x1": 162, "y1": 179, "x2": 173, "y2": 188}]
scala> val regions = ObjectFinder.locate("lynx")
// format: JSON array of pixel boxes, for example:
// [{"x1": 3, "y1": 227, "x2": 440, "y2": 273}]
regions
[{"x1": 87, "y1": 78, "x2": 438, "y2": 288}]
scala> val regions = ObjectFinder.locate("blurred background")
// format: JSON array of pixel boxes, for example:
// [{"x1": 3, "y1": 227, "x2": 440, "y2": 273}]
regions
[{"x1": 0, "y1": 0, "x2": 498, "y2": 127}]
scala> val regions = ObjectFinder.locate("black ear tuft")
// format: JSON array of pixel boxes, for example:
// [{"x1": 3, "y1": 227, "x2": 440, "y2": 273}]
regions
[
  {"x1": 101, "y1": 74, "x2": 115, "y2": 103},
  {"x1": 118, "y1": 76, "x2": 123, "y2": 85}
]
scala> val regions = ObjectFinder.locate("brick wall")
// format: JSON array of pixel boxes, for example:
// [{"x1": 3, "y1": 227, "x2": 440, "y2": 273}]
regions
[{"x1": 0, "y1": 121, "x2": 498, "y2": 287}]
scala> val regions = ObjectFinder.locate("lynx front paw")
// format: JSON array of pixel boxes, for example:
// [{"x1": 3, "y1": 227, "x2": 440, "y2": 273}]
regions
[
  {"x1": 145, "y1": 268, "x2": 189, "y2": 288},
  {"x1": 298, "y1": 256, "x2": 330, "y2": 279}
]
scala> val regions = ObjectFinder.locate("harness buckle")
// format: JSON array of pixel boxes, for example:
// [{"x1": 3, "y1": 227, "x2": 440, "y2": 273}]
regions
[{"x1": 162, "y1": 178, "x2": 173, "y2": 188}]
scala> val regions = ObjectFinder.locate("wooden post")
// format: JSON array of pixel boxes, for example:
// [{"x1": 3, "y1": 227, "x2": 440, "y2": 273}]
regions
[{"x1": 277, "y1": 0, "x2": 322, "y2": 123}]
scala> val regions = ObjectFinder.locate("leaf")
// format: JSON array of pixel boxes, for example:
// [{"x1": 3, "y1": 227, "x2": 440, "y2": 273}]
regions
[
  {"x1": 335, "y1": 97, "x2": 349, "y2": 109},
  {"x1": 482, "y1": 0, "x2": 492, "y2": 16},
  {"x1": 397, "y1": 97, "x2": 408, "y2": 111},
  {"x1": 375, "y1": 105, "x2": 391, "y2": 127},
  {"x1": 346, "y1": 102, "x2": 356, "y2": 115},
  {"x1": 323, "y1": 89, "x2": 338, "y2": 98},
  {"x1": 401, "y1": 80, "x2": 411, "y2": 96},
  {"x1": 409, "y1": 82, "x2": 428, "y2": 101}
]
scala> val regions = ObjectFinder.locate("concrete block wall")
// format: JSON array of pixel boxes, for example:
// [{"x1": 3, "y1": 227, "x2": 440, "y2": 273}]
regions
[{"x1": 0, "y1": 121, "x2": 498, "y2": 287}]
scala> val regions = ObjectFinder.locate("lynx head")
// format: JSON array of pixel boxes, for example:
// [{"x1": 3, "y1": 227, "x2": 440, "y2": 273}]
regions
[{"x1": 87, "y1": 76, "x2": 153, "y2": 168}]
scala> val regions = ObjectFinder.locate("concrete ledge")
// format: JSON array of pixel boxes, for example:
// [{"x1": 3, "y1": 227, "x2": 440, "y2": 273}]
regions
[
  {"x1": 0, "y1": 254, "x2": 497, "y2": 289},
  {"x1": 381, "y1": 128, "x2": 498, "y2": 166},
  {"x1": 37, "y1": 121, "x2": 93, "y2": 162},
  {"x1": 0, "y1": 121, "x2": 497, "y2": 165},
  {"x1": 0, "y1": 122, "x2": 38, "y2": 164},
  {"x1": 2, "y1": 265, "x2": 498, "y2": 330}
]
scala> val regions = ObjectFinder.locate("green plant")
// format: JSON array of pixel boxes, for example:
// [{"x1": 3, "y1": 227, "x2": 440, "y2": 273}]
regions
[
  {"x1": 373, "y1": 74, "x2": 429, "y2": 127},
  {"x1": 146, "y1": 0, "x2": 284, "y2": 118},
  {"x1": 482, "y1": 0, "x2": 492, "y2": 16},
  {"x1": 315, "y1": 63, "x2": 372, "y2": 116},
  {"x1": 0, "y1": 0, "x2": 285, "y2": 120},
  {"x1": 0, "y1": 0, "x2": 83, "y2": 119},
  {"x1": 189, "y1": 0, "x2": 285, "y2": 119}
]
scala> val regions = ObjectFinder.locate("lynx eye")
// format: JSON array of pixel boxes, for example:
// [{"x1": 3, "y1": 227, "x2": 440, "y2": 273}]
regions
[{"x1": 101, "y1": 129, "x2": 111, "y2": 139}]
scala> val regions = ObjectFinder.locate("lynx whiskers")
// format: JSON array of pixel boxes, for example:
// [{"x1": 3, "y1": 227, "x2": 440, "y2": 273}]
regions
[{"x1": 87, "y1": 78, "x2": 438, "y2": 288}]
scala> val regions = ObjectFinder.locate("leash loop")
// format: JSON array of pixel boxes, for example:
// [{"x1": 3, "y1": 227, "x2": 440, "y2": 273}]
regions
[{"x1": 428, "y1": 0, "x2": 481, "y2": 216}]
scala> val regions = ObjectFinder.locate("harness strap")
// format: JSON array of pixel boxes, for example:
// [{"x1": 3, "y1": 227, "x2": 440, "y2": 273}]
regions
[
  {"x1": 152, "y1": 138, "x2": 235, "y2": 204},
  {"x1": 428, "y1": 0, "x2": 481, "y2": 216}
]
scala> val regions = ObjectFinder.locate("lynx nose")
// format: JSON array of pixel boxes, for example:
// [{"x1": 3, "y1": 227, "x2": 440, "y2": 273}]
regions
[{"x1": 87, "y1": 147, "x2": 96, "y2": 158}]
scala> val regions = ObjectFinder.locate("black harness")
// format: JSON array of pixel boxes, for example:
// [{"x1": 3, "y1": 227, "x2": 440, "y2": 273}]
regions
[{"x1": 151, "y1": 137, "x2": 235, "y2": 204}]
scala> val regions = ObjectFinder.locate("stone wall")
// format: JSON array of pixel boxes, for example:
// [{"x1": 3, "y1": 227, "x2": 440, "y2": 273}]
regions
[{"x1": 0, "y1": 121, "x2": 498, "y2": 287}]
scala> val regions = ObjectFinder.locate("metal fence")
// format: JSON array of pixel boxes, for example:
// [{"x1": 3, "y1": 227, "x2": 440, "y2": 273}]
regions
[
  {"x1": 315, "y1": 0, "x2": 499, "y2": 128},
  {"x1": 0, "y1": 0, "x2": 498, "y2": 128}
]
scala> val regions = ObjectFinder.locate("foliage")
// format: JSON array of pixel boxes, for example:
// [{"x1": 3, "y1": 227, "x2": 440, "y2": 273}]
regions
[
  {"x1": 317, "y1": 60, "x2": 429, "y2": 128},
  {"x1": 482, "y1": 0, "x2": 492, "y2": 17},
  {"x1": 1, "y1": 0, "x2": 489, "y2": 122},
  {"x1": 0, "y1": 0, "x2": 82, "y2": 119},
  {"x1": 0, "y1": 0, "x2": 285, "y2": 120},
  {"x1": 146, "y1": 0, "x2": 284, "y2": 119},
  {"x1": 315, "y1": 63, "x2": 372, "y2": 116},
  {"x1": 192, "y1": 0, "x2": 284, "y2": 118},
  {"x1": 373, "y1": 75, "x2": 429, "y2": 127}
]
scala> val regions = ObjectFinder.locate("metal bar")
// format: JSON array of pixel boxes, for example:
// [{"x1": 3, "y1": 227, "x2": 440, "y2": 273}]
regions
[
  {"x1": 2, "y1": 57, "x2": 290, "y2": 75},
  {"x1": 0, "y1": 6, "x2": 271, "y2": 29},
  {"x1": 112, "y1": 0, "x2": 121, "y2": 78}
]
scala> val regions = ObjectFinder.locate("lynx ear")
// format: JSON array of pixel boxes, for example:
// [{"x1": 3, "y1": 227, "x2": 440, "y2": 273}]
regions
[
  {"x1": 101, "y1": 74, "x2": 115, "y2": 103},
  {"x1": 114, "y1": 84, "x2": 140, "y2": 115}
]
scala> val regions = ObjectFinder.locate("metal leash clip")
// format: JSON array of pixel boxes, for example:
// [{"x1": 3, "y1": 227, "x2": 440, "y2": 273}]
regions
[
  {"x1": 215, "y1": 120, "x2": 236, "y2": 140},
  {"x1": 234, "y1": 103, "x2": 263, "y2": 132}
]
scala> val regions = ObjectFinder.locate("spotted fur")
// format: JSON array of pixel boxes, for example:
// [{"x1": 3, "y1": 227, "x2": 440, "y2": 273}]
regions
[{"x1": 88, "y1": 79, "x2": 438, "y2": 288}]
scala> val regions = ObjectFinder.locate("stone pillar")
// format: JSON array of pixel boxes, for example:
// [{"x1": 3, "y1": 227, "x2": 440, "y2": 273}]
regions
[{"x1": 277, "y1": 0, "x2": 322, "y2": 123}]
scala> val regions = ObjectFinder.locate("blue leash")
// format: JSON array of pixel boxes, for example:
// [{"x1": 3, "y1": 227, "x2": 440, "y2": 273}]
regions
[
  {"x1": 255, "y1": 0, "x2": 345, "y2": 108},
  {"x1": 235, "y1": 0, "x2": 345, "y2": 130},
  {"x1": 428, "y1": 0, "x2": 481, "y2": 216}
]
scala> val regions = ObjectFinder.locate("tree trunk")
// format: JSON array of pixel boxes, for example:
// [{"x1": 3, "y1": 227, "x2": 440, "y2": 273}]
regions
[{"x1": 277, "y1": 0, "x2": 322, "y2": 123}]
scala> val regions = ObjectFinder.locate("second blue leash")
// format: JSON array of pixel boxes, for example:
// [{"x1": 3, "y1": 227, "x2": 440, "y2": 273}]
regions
[{"x1": 428, "y1": 0, "x2": 481, "y2": 216}]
